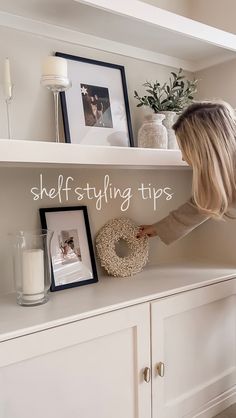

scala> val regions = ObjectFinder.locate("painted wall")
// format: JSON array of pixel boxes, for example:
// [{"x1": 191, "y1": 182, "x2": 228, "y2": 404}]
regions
[
  {"x1": 183, "y1": 53, "x2": 236, "y2": 264},
  {"x1": 0, "y1": 26, "x2": 192, "y2": 143},
  {"x1": 0, "y1": 26, "x2": 195, "y2": 294},
  {"x1": 190, "y1": 0, "x2": 236, "y2": 34},
  {"x1": 185, "y1": 0, "x2": 236, "y2": 262},
  {"x1": 140, "y1": 0, "x2": 236, "y2": 267},
  {"x1": 0, "y1": 8, "x2": 235, "y2": 295},
  {"x1": 0, "y1": 166, "x2": 194, "y2": 294},
  {"x1": 141, "y1": 0, "x2": 190, "y2": 16}
]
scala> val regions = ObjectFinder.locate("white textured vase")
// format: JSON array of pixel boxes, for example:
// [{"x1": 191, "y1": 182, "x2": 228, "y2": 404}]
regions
[
  {"x1": 162, "y1": 111, "x2": 179, "y2": 149},
  {"x1": 138, "y1": 114, "x2": 168, "y2": 149}
]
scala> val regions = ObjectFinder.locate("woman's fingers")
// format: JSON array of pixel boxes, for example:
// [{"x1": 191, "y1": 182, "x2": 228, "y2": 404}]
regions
[
  {"x1": 136, "y1": 225, "x2": 147, "y2": 238},
  {"x1": 136, "y1": 224, "x2": 157, "y2": 238}
]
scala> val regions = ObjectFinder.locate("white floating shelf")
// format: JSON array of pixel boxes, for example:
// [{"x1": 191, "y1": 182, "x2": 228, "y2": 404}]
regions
[
  {"x1": 74, "y1": 0, "x2": 236, "y2": 71},
  {"x1": 0, "y1": 0, "x2": 236, "y2": 71},
  {"x1": 0, "y1": 140, "x2": 188, "y2": 169}
]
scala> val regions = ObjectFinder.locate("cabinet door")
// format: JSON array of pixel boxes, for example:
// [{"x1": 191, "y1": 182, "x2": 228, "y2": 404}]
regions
[
  {"x1": 151, "y1": 279, "x2": 236, "y2": 418},
  {"x1": 0, "y1": 304, "x2": 151, "y2": 418}
]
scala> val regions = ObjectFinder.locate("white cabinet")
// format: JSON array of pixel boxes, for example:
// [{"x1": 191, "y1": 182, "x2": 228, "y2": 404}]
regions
[
  {"x1": 151, "y1": 279, "x2": 236, "y2": 418},
  {"x1": 0, "y1": 304, "x2": 151, "y2": 418},
  {"x1": 0, "y1": 278, "x2": 235, "y2": 418}
]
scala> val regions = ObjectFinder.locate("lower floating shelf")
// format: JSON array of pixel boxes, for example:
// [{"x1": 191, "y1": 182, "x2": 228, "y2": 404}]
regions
[{"x1": 0, "y1": 139, "x2": 188, "y2": 169}]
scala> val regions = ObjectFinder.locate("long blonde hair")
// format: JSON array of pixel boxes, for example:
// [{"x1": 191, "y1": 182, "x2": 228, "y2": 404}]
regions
[{"x1": 173, "y1": 100, "x2": 236, "y2": 218}]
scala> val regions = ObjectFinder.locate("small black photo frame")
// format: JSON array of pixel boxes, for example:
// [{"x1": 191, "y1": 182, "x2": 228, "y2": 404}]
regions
[
  {"x1": 56, "y1": 51, "x2": 134, "y2": 147},
  {"x1": 40, "y1": 206, "x2": 98, "y2": 291}
]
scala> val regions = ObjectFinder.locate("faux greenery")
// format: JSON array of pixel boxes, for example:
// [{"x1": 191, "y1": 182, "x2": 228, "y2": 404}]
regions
[{"x1": 134, "y1": 68, "x2": 198, "y2": 113}]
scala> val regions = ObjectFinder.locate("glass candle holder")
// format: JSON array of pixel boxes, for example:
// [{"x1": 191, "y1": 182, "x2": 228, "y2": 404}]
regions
[
  {"x1": 13, "y1": 229, "x2": 54, "y2": 306},
  {"x1": 40, "y1": 75, "x2": 72, "y2": 143}
]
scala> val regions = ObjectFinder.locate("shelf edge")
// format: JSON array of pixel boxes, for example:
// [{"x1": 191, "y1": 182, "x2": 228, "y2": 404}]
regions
[{"x1": 0, "y1": 11, "x2": 203, "y2": 72}]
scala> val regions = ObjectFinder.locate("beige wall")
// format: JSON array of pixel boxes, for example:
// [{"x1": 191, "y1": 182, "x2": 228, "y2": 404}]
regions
[
  {"x1": 141, "y1": 0, "x2": 191, "y2": 16},
  {"x1": 1, "y1": 166, "x2": 194, "y2": 294},
  {"x1": 1, "y1": 11, "x2": 235, "y2": 295},
  {"x1": 142, "y1": 0, "x2": 236, "y2": 34},
  {"x1": 195, "y1": 58, "x2": 236, "y2": 108},
  {"x1": 0, "y1": 26, "x2": 192, "y2": 144},
  {"x1": 187, "y1": 0, "x2": 236, "y2": 263},
  {"x1": 190, "y1": 0, "x2": 236, "y2": 33},
  {"x1": 0, "y1": 25, "x2": 195, "y2": 294}
]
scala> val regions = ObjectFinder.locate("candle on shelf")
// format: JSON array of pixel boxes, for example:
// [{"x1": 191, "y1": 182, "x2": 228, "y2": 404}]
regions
[
  {"x1": 4, "y1": 57, "x2": 13, "y2": 100},
  {"x1": 42, "y1": 56, "x2": 68, "y2": 78},
  {"x1": 22, "y1": 249, "x2": 45, "y2": 302},
  {"x1": 41, "y1": 55, "x2": 71, "y2": 143}
]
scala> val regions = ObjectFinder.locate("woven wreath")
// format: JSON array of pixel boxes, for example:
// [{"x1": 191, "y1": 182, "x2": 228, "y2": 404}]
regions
[{"x1": 96, "y1": 217, "x2": 149, "y2": 277}]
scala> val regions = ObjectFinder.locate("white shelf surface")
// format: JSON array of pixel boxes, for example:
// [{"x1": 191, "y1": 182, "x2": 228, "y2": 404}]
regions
[
  {"x1": 0, "y1": 140, "x2": 188, "y2": 169},
  {"x1": 76, "y1": 0, "x2": 236, "y2": 70},
  {"x1": 0, "y1": 0, "x2": 236, "y2": 70},
  {"x1": 0, "y1": 263, "x2": 236, "y2": 342}
]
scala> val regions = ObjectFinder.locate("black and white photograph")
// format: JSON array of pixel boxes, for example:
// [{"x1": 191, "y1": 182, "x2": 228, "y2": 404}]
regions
[
  {"x1": 81, "y1": 84, "x2": 113, "y2": 128},
  {"x1": 56, "y1": 52, "x2": 133, "y2": 147},
  {"x1": 59, "y1": 229, "x2": 82, "y2": 262},
  {"x1": 39, "y1": 206, "x2": 98, "y2": 291}
]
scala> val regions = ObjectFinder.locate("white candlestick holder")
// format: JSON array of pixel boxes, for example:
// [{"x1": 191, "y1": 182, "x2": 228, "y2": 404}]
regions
[{"x1": 41, "y1": 75, "x2": 71, "y2": 143}]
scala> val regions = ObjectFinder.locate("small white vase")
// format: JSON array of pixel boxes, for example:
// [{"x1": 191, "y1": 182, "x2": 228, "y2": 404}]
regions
[
  {"x1": 138, "y1": 114, "x2": 168, "y2": 149},
  {"x1": 161, "y1": 111, "x2": 179, "y2": 149}
]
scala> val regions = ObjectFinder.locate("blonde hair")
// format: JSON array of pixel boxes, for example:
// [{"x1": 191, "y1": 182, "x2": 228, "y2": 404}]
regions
[{"x1": 173, "y1": 100, "x2": 236, "y2": 218}]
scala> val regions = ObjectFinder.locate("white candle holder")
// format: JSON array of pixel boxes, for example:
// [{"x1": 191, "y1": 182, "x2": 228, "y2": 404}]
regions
[
  {"x1": 41, "y1": 75, "x2": 72, "y2": 143},
  {"x1": 12, "y1": 229, "x2": 54, "y2": 306}
]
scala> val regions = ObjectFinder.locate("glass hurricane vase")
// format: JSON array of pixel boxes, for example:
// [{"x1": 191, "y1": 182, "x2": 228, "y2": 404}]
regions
[{"x1": 12, "y1": 229, "x2": 54, "y2": 306}]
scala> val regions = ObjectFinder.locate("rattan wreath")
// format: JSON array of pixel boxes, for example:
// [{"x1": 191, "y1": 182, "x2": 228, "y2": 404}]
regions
[{"x1": 96, "y1": 217, "x2": 149, "y2": 277}]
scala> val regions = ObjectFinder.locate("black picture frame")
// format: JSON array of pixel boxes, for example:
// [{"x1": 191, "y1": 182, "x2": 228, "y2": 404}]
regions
[
  {"x1": 56, "y1": 51, "x2": 134, "y2": 147},
  {"x1": 39, "y1": 206, "x2": 98, "y2": 291}
]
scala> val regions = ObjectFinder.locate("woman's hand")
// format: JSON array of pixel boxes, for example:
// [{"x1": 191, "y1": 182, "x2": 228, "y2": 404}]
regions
[{"x1": 136, "y1": 224, "x2": 158, "y2": 238}]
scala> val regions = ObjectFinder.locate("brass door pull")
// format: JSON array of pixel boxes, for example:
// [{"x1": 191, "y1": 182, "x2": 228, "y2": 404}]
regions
[
  {"x1": 143, "y1": 367, "x2": 151, "y2": 383},
  {"x1": 156, "y1": 362, "x2": 165, "y2": 377}
]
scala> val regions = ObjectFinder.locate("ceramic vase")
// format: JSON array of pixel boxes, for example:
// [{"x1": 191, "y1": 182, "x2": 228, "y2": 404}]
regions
[
  {"x1": 138, "y1": 114, "x2": 168, "y2": 149},
  {"x1": 161, "y1": 111, "x2": 179, "y2": 149}
]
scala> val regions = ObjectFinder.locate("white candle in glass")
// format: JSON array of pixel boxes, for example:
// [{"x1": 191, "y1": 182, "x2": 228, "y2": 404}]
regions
[
  {"x1": 22, "y1": 249, "x2": 45, "y2": 301},
  {"x1": 4, "y1": 57, "x2": 12, "y2": 100},
  {"x1": 42, "y1": 56, "x2": 68, "y2": 78}
]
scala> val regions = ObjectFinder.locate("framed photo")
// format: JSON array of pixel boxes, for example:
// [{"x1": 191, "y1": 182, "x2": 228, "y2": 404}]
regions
[
  {"x1": 39, "y1": 206, "x2": 98, "y2": 291},
  {"x1": 56, "y1": 52, "x2": 134, "y2": 147}
]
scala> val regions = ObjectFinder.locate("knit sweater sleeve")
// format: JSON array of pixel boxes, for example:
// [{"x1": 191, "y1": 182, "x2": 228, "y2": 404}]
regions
[{"x1": 153, "y1": 198, "x2": 211, "y2": 245}]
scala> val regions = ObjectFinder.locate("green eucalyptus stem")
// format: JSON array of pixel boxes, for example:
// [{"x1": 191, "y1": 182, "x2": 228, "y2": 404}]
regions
[{"x1": 134, "y1": 68, "x2": 198, "y2": 113}]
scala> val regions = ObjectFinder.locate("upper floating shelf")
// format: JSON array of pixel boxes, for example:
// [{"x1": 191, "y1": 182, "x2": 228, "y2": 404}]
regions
[
  {"x1": 0, "y1": 0, "x2": 236, "y2": 71},
  {"x1": 74, "y1": 0, "x2": 236, "y2": 71},
  {"x1": 0, "y1": 140, "x2": 187, "y2": 169}
]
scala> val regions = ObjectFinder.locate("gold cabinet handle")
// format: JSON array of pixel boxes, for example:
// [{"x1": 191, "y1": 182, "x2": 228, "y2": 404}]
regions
[
  {"x1": 143, "y1": 367, "x2": 151, "y2": 383},
  {"x1": 156, "y1": 362, "x2": 165, "y2": 377}
]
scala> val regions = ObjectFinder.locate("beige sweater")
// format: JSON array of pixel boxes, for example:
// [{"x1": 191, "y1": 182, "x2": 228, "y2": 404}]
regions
[{"x1": 153, "y1": 198, "x2": 211, "y2": 245}]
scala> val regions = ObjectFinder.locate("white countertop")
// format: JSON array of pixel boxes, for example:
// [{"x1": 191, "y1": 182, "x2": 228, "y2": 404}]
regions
[{"x1": 0, "y1": 263, "x2": 236, "y2": 342}]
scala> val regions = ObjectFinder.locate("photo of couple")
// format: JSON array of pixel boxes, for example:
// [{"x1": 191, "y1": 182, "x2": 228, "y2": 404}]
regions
[
  {"x1": 59, "y1": 230, "x2": 82, "y2": 263},
  {"x1": 81, "y1": 83, "x2": 113, "y2": 128}
]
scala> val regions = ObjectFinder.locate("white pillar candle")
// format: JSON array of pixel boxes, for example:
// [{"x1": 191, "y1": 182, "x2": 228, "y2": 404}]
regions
[
  {"x1": 4, "y1": 57, "x2": 12, "y2": 99},
  {"x1": 22, "y1": 249, "x2": 45, "y2": 301},
  {"x1": 42, "y1": 56, "x2": 68, "y2": 78}
]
